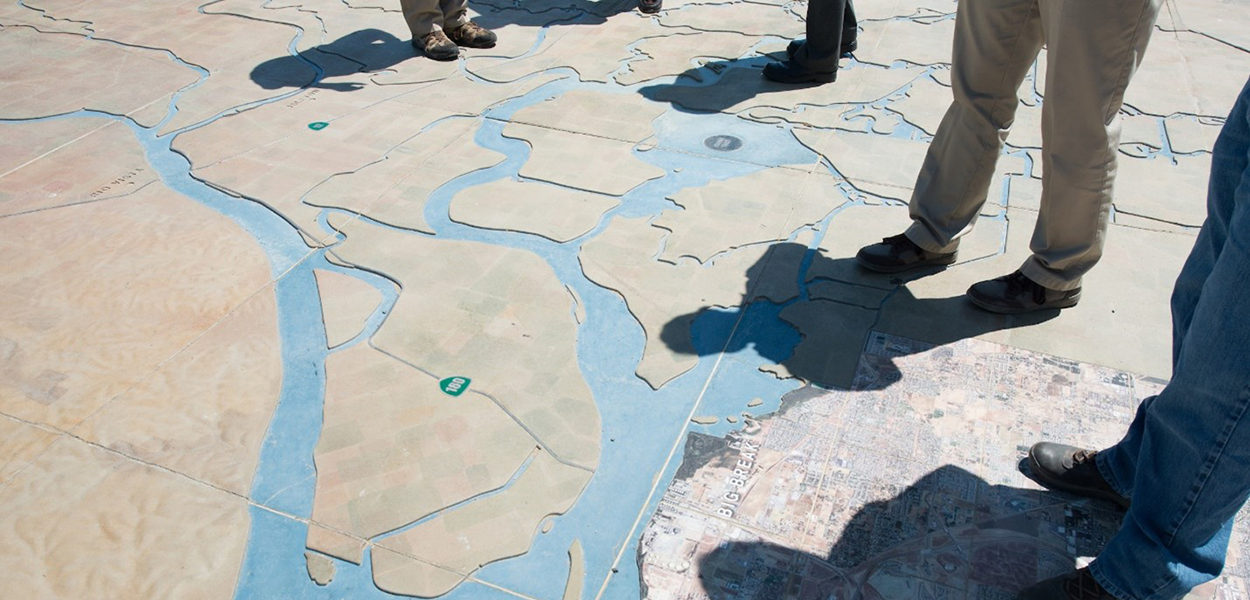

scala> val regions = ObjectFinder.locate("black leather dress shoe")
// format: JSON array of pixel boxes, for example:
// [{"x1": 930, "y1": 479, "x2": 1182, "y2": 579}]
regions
[
  {"x1": 785, "y1": 36, "x2": 857, "y2": 59},
  {"x1": 967, "y1": 270, "x2": 1080, "y2": 314},
  {"x1": 762, "y1": 59, "x2": 836, "y2": 84},
  {"x1": 1018, "y1": 568, "x2": 1119, "y2": 600},
  {"x1": 856, "y1": 233, "x2": 957, "y2": 273},
  {"x1": 1027, "y1": 442, "x2": 1129, "y2": 508}
]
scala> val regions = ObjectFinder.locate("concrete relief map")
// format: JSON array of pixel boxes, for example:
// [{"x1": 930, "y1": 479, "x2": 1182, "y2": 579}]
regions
[{"x1": 0, "y1": 0, "x2": 1247, "y2": 598}]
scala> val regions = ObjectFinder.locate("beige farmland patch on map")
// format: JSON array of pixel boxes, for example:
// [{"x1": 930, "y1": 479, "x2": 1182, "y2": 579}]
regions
[
  {"x1": 170, "y1": 81, "x2": 412, "y2": 169},
  {"x1": 659, "y1": 2, "x2": 803, "y2": 38},
  {"x1": 0, "y1": 120, "x2": 155, "y2": 217},
  {"x1": 1125, "y1": 29, "x2": 1247, "y2": 118},
  {"x1": 372, "y1": 545, "x2": 467, "y2": 597},
  {"x1": 449, "y1": 178, "x2": 619, "y2": 242},
  {"x1": 22, "y1": 0, "x2": 329, "y2": 133},
  {"x1": 656, "y1": 61, "x2": 928, "y2": 116},
  {"x1": 654, "y1": 167, "x2": 842, "y2": 263},
  {"x1": 74, "y1": 286, "x2": 281, "y2": 496},
  {"x1": 511, "y1": 89, "x2": 666, "y2": 143},
  {"x1": 875, "y1": 208, "x2": 1190, "y2": 380},
  {"x1": 0, "y1": 415, "x2": 59, "y2": 483},
  {"x1": 884, "y1": 74, "x2": 953, "y2": 135},
  {"x1": 191, "y1": 102, "x2": 465, "y2": 242},
  {"x1": 314, "y1": 269, "x2": 386, "y2": 347},
  {"x1": 618, "y1": 32, "x2": 763, "y2": 86},
  {"x1": 0, "y1": 436, "x2": 249, "y2": 600},
  {"x1": 307, "y1": 344, "x2": 536, "y2": 557},
  {"x1": 1114, "y1": 152, "x2": 1212, "y2": 227},
  {"x1": 503, "y1": 121, "x2": 667, "y2": 196},
  {"x1": 375, "y1": 452, "x2": 593, "y2": 594},
  {"x1": 329, "y1": 215, "x2": 602, "y2": 468},
  {"x1": 794, "y1": 127, "x2": 929, "y2": 201},
  {"x1": 0, "y1": 26, "x2": 197, "y2": 126},
  {"x1": 0, "y1": 119, "x2": 107, "y2": 175},
  {"x1": 580, "y1": 216, "x2": 804, "y2": 388},
  {"x1": 304, "y1": 116, "x2": 505, "y2": 236},
  {"x1": 465, "y1": 10, "x2": 674, "y2": 83},
  {"x1": 0, "y1": 182, "x2": 272, "y2": 431}
]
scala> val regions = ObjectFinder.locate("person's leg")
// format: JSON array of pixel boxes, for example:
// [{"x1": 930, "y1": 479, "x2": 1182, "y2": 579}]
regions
[
  {"x1": 1016, "y1": 0, "x2": 1164, "y2": 291},
  {"x1": 904, "y1": 0, "x2": 1043, "y2": 254},
  {"x1": 792, "y1": 0, "x2": 850, "y2": 72},
  {"x1": 1095, "y1": 79, "x2": 1250, "y2": 502},
  {"x1": 1089, "y1": 76, "x2": 1250, "y2": 600},
  {"x1": 400, "y1": 0, "x2": 445, "y2": 38},
  {"x1": 439, "y1": 0, "x2": 469, "y2": 32},
  {"x1": 842, "y1": 0, "x2": 858, "y2": 51}
]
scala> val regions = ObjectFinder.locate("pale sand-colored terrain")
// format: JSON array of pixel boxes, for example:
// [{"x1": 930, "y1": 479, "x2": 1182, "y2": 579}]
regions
[{"x1": 1, "y1": 0, "x2": 1246, "y2": 596}]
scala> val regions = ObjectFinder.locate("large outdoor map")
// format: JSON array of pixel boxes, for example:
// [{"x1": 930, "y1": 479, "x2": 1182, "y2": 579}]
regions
[{"x1": 0, "y1": 0, "x2": 1247, "y2": 598}]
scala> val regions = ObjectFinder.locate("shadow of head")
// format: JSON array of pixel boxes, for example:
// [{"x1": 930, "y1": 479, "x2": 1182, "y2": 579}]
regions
[
  {"x1": 694, "y1": 464, "x2": 1123, "y2": 599},
  {"x1": 250, "y1": 28, "x2": 414, "y2": 91},
  {"x1": 638, "y1": 56, "x2": 827, "y2": 114},
  {"x1": 658, "y1": 242, "x2": 1059, "y2": 390}
]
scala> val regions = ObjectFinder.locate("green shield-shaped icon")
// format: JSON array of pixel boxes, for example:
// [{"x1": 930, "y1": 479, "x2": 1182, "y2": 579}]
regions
[
  {"x1": 308, "y1": 121, "x2": 329, "y2": 131},
  {"x1": 439, "y1": 376, "x2": 471, "y2": 397}
]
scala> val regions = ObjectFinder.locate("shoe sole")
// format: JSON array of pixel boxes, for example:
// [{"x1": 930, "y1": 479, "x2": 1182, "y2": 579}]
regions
[
  {"x1": 967, "y1": 290, "x2": 1081, "y2": 315},
  {"x1": 855, "y1": 251, "x2": 958, "y2": 274},
  {"x1": 1027, "y1": 452, "x2": 1130, "y2": 509},
  {"x1": 762, "y1": 67, "x2": 836, "y2": 84}
]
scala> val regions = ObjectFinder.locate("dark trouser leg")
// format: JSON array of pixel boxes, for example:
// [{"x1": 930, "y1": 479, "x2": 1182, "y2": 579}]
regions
[{"x1": 795, "y1": 0, "x2": 850, "y2": 72}]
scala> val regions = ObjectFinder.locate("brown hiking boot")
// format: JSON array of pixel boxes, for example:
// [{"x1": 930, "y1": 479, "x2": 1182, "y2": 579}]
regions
[
  {"x1": 446, "y1": 21, "x2": 497, "y2": 49},
  {"x1": 414, "y1": 30, "x2": 458, "y2": 61}
]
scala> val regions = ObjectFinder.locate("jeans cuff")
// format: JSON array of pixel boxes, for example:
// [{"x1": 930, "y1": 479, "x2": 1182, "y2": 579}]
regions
[
  {"x1": 1094, "y1": 449, "x2": 1132, "y2": 500},
  {"x1": 1087, "y1": 560, "x2": 1136, "y2": 600}
]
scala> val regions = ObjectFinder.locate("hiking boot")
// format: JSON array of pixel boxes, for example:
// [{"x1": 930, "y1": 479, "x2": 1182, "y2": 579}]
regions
[
  {"x1": 414, "y1": 30, "x2": 458, "y2": 61},
  {"x1": 1017, "y1": 568, "x2": 1118, "y2": 600},
  {"x1": 1027, "y1": 443, "x2": 1129, "y2": 508},
  {"x1": 856, "y1": 233, "x2": 958, "y2": 273},
  {"x1": 446, "y1": 21, "x2": 496, "y2": 48},
  {"x1": 785, "y1": 36, "x2": 857, "y2": 60},
  {"x1": 639, "y1": 0, "x2": 662, "y2": 13},
  {"x1": 967, "y1": 270, "x2": 1081, "y2": 314}
]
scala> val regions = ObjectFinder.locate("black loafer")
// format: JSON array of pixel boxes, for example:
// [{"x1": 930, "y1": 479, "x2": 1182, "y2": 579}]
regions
[
  {"x1": 1027, "y1": 442, "x2": 1129, "y2": 508},
  {"x1": 1018, "y1": 568, "x2": 1117, "y2": 600},
  {"x1": 967, "y1": 270, "x2": 1080, "y2": 314},
  {"x1": 856, "y1": 233, "x2": 957, "y2": 273},
  {"x1": 785, "y1": 37, "x2": 857, "y2": 59}
]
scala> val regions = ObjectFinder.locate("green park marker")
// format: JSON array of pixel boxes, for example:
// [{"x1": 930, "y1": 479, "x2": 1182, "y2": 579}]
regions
[
  {"x1": 439, "y1": 376, "x2": 471, "y2": 397},
  {"x1": 308, "y1": 121, "x2": 329, "y2": 131}
]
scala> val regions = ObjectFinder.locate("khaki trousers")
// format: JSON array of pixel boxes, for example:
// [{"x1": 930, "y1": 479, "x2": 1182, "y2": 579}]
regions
[
  {"x1": 904, "y1": 0, "x2": 1164, "y2": 290},
  {"x1": 400, "y1": 0, "x2": 469, "y2": 38}
]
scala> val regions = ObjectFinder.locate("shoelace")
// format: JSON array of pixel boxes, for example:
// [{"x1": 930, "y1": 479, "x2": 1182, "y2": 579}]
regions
[
  {"x1": 881, "y1": 234, "x2": 917, "y2": 257},
  {"x1": 1063, "y1": 569, "x2": 1110, "y2": 600},
  {"x1": 1072, "y1": 449, "x2": 1098, "y2": 465}
]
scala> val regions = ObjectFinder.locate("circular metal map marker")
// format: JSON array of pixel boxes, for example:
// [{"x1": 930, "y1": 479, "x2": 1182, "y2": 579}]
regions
[
  {"x1": 703, "y1": 134, "x2": 743, "y2": 152},
  {"x1": 308, "y1": 121, "x2": 329, "y2": 131}
]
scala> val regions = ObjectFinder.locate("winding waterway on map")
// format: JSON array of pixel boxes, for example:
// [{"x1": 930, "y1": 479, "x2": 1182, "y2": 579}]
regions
[{"x1": 1, "y1": 34, "x2": 919, "y2": 600}]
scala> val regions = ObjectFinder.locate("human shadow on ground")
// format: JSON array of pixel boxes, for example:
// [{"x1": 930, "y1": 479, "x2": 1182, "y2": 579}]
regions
[
  {"x1": 638, "y1": 56, "x2": 832, "y2": 114},
  {"x1": 251, "y1": 28, "x2": 416, "y2": 91},
  {"x1": 692, "y1": 464, "x2": 1125, "y2": 599},
  {"x1": 659, "y1": 242, "x2": 1059, "y2": 390}
]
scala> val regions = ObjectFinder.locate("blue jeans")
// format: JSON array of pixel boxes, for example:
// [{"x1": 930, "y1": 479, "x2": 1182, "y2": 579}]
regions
[{"x1": 1089, "y1": 76, "x2": 1250, "y2": 600}]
